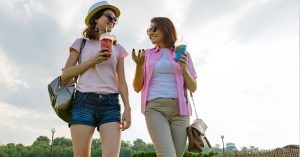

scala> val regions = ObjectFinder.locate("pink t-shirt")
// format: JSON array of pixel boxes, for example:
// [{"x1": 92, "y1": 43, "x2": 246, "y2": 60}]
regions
[{"x1": 70, "y1": 38, "x2": 128, "y2": 93}]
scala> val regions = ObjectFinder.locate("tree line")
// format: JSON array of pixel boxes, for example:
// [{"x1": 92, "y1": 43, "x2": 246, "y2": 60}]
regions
[{"x1": 0, "y1": 136, "x2": 260, "y2": 157}]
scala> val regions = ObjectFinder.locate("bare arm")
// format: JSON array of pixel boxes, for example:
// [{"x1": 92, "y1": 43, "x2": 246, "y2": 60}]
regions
[
  {"x1": 132, "y1": 49, "x2": 145, "y2": 93},
  {"x1": 178, "y1": 52, "x2": 197, "y2": 92},
  {"x1": 133, "y1": 65, "x2": 144, "y2": 92},
  {"x1": 117, "y1": 58, "x2": 130, "y2": 108},
  {"x1": 183, "y1": 68, "x2": 197, "y2": 92},
  {"x1": 117, "y1": 57, "x2": 131, "y2": 131}
]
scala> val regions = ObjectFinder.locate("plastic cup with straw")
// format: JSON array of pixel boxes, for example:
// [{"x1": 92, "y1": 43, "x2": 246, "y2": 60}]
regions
[
  {"x1": 100, "y1": 27, "x2": 114, "y2": 58},
  {"x1": 174, "y1": 36, "x2": 187, "y2": 62}
]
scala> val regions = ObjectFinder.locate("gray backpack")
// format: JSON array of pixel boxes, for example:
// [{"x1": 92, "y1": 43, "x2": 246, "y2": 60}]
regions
[{"x1": 48, "y1": 38, "x2": 86, "y2": 122}]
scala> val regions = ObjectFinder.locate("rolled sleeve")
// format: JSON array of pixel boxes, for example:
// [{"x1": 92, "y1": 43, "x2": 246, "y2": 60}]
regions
[
  {"x1": 187, "y1": 52, "x2": 197, "y2": 79},
  {"x1": 116, "y1": 44, "x2": 128, "y2": 59},
  {"x1": 69, "y1": 38, "x2": 83, "y2": 53}
]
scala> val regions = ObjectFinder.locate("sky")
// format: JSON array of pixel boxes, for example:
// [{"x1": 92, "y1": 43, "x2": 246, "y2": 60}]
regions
[{"x1": 0, "y1": 0, "x2": 299, "y2": 150}]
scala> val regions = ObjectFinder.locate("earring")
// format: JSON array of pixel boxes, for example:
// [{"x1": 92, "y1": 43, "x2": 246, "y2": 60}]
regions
[{"x1": 92, "y1": 22, "x2": 99, "y2": 32}]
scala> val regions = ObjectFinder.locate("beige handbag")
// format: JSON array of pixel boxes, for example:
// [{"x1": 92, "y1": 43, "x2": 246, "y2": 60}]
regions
[
  {"x1": 187, "y1": 92, "x2": 212, "y2": 152},
  {"x1": 48, "y1": 38, "x2": 86, "y2": 122}
]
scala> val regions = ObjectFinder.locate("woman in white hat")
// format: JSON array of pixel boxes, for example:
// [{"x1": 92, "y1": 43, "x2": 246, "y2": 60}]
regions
[{"x1": 61, "y1": 1, "x2": 131, "y2": 157}]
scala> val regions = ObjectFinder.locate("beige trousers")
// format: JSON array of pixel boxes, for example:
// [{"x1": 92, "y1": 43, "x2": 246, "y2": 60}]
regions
[{"x1": 145, "y1": 98, "x2": 190, "y2": 157}]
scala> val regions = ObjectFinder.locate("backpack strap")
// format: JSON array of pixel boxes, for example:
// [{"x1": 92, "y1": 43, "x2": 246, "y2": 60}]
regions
[
  {"x1": 78, "y1": 38, "x2": 86, "y2": 64},
  {"x1": 74, "y1": 38, "x2": 86, "y2": 82}
]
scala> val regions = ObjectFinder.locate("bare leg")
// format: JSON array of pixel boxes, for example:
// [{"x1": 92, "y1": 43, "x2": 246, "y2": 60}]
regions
[
  {"x1": 99, "y1": 122, "x2": 121, "y2": 157},
  {"x1": 70, "y1": 124, "x2": 95, "y2": 157}
]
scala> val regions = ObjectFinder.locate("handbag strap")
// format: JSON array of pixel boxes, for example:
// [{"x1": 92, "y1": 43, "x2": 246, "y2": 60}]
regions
[
  {"x1": 78, "y1": 38, "x2": 86, "y2": 64},
  {"x1": 74, "y1": 38, "x2": 86, "y2": 82},
  {"x1": 189, "y1": 91, "x2": 199, "y2": 119}
]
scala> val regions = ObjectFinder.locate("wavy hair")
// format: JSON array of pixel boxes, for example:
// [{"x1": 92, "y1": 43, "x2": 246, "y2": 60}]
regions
[{"x1": 151, "y1": 17, "x2": 177, "y2": 48}]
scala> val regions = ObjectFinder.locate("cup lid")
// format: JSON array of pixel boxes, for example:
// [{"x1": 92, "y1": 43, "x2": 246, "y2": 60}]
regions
[
  {"x1": 174, "y1": 39, "x2": 187, "y2": 46},
  {"x1": 100, "y1": 32, "x2": 115, "y2": 41}
]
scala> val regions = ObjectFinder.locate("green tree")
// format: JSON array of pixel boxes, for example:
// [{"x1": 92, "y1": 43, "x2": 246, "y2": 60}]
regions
[
  {"x1": 248, "y1": 146, "x2": 259, "y2": 153},
  {"x1": 0, "y1": 151, "x2": 9, "y2": 157},
  {"x1": 52, "y1": 146, "x2": 73, "y2": 157},
  {"x1": 225, "y1": 142, "x2": 238, "y2": 154},
  {"x1": 120, "y1": 147, "x2": 133, "y2": 157},
  {"x1": 2, "y1": 143, "x2": 25, "y2": 157},
  {"x1": 91, "y1": 138, "x2": 101, "y2": 157},
  {"x1": 15, "y1": 144, "x2": 29, "y2": 157},
  {"x1": 29, "y1": 136, "x2": 51, "y2": 157},
  {"x1": 145, "y1": 143, "x2": 155, "y2": 152},
  {"x1": 121, "y1": 140, "x2": 132, "y2": 149},
  {"x1": 240, "y1": 146, "x2": 259, "y2": 154},
  {"x1": 210, "y1": 144, "x2": 222, "y2": 154},
  {"x1": 32, "y1": 136, "x2": 50, "y2": 146},
  {"x1": 132, "y1": 138, "x2": 148, "y2": 153},
  {"x1": 119, "y1": 141, "x2": 133, "y2": 157},
  {"x1": 53, "y1": 137, "x2": 72, "y2": 147},
  {"x1": 240, "y1": 146, "x2": 248, "y2": 152}
]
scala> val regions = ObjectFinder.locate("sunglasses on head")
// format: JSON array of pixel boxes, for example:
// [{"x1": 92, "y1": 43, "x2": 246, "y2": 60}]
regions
[
  {"x1": 103, "y1": 13, "x2": 117, "y2": 22},
  {"x1": 147, "y1": 25, "x2": 159, "y2": 33}
]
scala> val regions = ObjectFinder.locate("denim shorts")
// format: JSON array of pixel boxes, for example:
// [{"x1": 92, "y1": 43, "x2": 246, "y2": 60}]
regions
[{"x1": 69, "y1": 91, "x2": 121, "y2": 131}]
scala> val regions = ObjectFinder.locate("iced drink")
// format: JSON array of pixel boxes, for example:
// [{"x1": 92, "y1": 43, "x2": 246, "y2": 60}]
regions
[
  {"x1": 100, "y1": 32, "x2": 114, "y2": 58},
  {"x1": 174, "y1": 39, "x2": 187, "y2": 62}
]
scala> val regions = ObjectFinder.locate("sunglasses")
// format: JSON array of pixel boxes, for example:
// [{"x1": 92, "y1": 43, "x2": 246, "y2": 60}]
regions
[
  {"x1": 103, "y1": 13, "x2": 117, "y2": 22},
  {"x1": 147, "y1": 25, "x2": 159, "y2": 33}
]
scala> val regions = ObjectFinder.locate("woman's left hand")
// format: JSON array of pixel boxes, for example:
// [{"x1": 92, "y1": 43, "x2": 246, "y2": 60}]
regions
[
  {"x1": 178, "y1": 52, "x2": 188, "y2": 71},
  {"x1": 121, "y1": 107, "x2": 131, "y2": 131}
]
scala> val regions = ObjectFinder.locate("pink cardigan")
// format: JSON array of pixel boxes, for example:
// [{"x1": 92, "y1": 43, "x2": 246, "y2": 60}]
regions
[{"x1": 141, "y1": 47, "x2": 197, "y2": 116}]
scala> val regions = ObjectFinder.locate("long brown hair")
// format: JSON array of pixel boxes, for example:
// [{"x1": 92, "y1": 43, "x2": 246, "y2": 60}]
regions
[
  {"x1": 151, "y1": 17, "x2": 177, "y2": 48},
  {"x1": 83, "y1": 10, "x2": 104, "y2": 40},
  {"x1": 83, "y1": 8, "x2": 118, "y2": 44}
]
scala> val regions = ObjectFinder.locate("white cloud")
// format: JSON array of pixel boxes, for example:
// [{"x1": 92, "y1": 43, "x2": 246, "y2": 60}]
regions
[
  {"x1": 0, "y1": 101, "x2": 58, "y2": 145},
  {"x1": 181, "y1": 0, "x2": 299, "y2": 149},
  {"x1": 0, "y1": 49, "x2": 28, "y2": 91},
  {"x1": 164, "y1": 0, "x2": 193, "y2": 32},
  {"x1": 48, "y1": 1, "x2": 87, "y2": 32}
]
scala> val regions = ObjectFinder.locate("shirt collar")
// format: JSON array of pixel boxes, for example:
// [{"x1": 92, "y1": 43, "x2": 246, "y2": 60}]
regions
[
  {"x1": 154, "y1": 46, "x2": 159, "y2": 53},
  {"x1": 153, "y1": 46, "x2": 175, "y2": 53}
]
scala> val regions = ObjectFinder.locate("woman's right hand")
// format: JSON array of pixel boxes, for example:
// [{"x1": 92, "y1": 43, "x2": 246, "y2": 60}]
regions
[
  {"x1": 132, "y1": 49, "x2": 145, "y2": 67},
  {"x1": 90, "y1": 48, "x2": 111, "y2": 66}
]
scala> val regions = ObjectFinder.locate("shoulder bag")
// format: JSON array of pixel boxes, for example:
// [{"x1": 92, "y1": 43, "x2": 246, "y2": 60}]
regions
[
  {"x1": 187, "y1": 91, "x2": 212, "y2": 152},
  {"x1": 48, "y1": 38, "x2": 86, "y2": 123}
]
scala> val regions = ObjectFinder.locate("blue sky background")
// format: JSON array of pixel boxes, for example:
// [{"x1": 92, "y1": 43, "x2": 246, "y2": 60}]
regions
[{"x1": 0, "y1": 0, "x2": 298, "y2": 149}]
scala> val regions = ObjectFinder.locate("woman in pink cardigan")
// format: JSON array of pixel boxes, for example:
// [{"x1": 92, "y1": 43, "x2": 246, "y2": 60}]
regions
[{"x1": 132, "y1": 17, "x2": 197, "y2": 157}]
